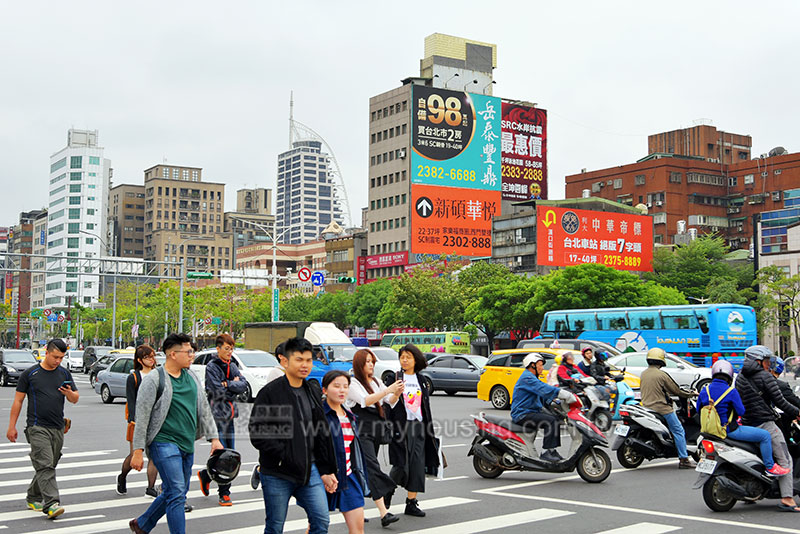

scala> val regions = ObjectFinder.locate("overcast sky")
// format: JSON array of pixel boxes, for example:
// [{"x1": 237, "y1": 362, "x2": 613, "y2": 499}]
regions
[{"x1": 2, "y1": 0, "x2": 798, "y2": 229}]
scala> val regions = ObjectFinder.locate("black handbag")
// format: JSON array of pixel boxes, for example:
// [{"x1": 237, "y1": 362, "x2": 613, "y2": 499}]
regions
[{"x1": 353, "y1": 405, "x2": 393, "y2": 445}]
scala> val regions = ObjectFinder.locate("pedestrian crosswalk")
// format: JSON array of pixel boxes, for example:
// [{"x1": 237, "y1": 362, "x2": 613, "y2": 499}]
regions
[{"x1": 0, "y1": 444, "x2": 698, "y2": 534}]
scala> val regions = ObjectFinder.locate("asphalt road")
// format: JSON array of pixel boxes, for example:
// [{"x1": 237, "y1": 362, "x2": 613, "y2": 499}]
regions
[{"x1": 2, "y1": 373, "x2": 799, "y2": 533}]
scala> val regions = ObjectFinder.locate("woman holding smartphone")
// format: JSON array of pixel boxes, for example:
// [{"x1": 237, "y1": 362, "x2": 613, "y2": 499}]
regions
[
  {"x1": 346, "y1": 349, "x2": 402, "y2": 527},
  {"x1": 117, "y1": 345, "x2": 159, "y2": 498},
  {"x1": 386, "y1": 344, "x2": 439, "y2": 518}
]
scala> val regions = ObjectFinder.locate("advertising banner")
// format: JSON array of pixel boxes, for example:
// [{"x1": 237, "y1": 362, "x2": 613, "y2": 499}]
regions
[
  {"x1": 411, "y1": 184, "x2": 500, "y2": 257},
  {"x1": 411, "y1": 85, "x2": 502, "y2": 192},
  {"x1": 365, "y1": 251, "x2": 408, "y2": 269},
  {"x1": 357, "y1": 256, "x2": 367, "y2": 286},
  {"x1": 536, "y1": 206, "x2": 654, "y2": 271},
  {"x1": 501, "y1": 103, "x2": 547, "y2": 201}
]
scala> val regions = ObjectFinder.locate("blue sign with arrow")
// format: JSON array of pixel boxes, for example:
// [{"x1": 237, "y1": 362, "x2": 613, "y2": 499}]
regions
[{"x1": 311, "y1": 271, "x2": 325, "y2": 287}]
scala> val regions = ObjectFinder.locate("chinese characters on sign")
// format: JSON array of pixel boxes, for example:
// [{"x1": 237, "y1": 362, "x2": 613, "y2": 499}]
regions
[
  {"x1": 365, "y1": 252, "x2": 408, "y2": 269},
  {"x1": 411, "y1": 184, "x2": 500, "y2": 257},
  {"x1": 536, "y1": 206, "x2": 653, "y2": 271},
  {"x1": 501, "y1": 104, "x2": 547, "y2": 201},
  {"x1": 357, "y1": 256, "x2": 367, "y2": 286}
]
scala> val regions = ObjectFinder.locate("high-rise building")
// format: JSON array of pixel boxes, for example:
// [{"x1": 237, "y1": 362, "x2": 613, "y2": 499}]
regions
[
  {"x1": 226, "y1": 188, "x2": 275, "y2": 262},
  {"x1": 276, "y1": 140, "x2": 343, "y2": 244},
  {"x1": 30, "y1": 210, "x2": 48, "y2": 310},
  {"x1": 366, "y1": 33, "x2": 497, "y2": 280},
  {"x1": 109, "y1": 183, "x2": 146, "y2": 257},
  {"x1": 142, "y1": 164, "x2": 233, "y2": 278},
  {"x1": 9, "y1": 210, "x2": 46, "y2": 313},
  {"x1": 46, "y1": 129, "x2": 112, "y2": 307}
]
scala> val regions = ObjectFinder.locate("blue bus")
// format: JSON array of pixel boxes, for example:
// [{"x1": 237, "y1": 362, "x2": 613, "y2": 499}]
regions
[{"x1": 539, "y1": 304, "x2": 757, "y2": 368}]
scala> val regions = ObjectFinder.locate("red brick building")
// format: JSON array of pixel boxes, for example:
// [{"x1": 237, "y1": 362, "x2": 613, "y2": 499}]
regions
[{"x1": 566, "y1": 125, "x2": 798, "y2": 248}]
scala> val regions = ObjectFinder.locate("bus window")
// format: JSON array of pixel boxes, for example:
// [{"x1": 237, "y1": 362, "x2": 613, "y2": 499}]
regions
[
  {"x1": 662, "y1": 311, "x2": 698, "y2": 330},
  {"x1": 436, "y1": 334, "x2": 445, "y2": 344},
  {"x1": 544, "y1": 313, "x2": 568, "y2": 333},
  {"x1": 598, "y1": 312, "x2": 628, "y2": 330},
  {"x1": 568, "y1": 313, "x2": 597, "y2": 332},
  {"x1": 696, "y1": 312, "x2": 710, "y2": 333},
  {"x1": 628, "y1": 310, "x2": 660, "y2": 330},
  {"x1": 422, "y1": 335, "x2": 433, "y2": 344},
  {"x1": 380, "y1": 335, "x2": 395, "y2": 347}
]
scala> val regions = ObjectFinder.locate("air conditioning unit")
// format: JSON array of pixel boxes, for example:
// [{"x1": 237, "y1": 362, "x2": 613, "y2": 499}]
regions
[
  {"x1": 599, "y1": 182, "x2": 605, "y2": 188},
  {"x1": 646, "y1": 202, "x2": 652, "y2": 208},
  {"x1": 655, "y1": 201, "x2": 663, "y2": 207},
  {"x1": 761, "y1": 171, "x2": 768, "y2": 177},
  {"x1": 737, "y1": 226, "x2": 744, "y2": 233},
  {"x1": 398, "y1": 148, "x2": 407, "y2": 159},
  {"x1": 775, "y1": 169, "x2": 782, "y2": 175}
]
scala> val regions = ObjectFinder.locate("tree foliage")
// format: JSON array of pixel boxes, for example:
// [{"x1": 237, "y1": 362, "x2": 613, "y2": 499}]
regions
[{"x1": 756, "y1": 265, "x2": 800, "y2": 351}]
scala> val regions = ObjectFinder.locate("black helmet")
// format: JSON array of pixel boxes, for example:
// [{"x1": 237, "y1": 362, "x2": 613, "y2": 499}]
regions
[{"x1": 206, "y1": 448, "x2": 241, "y2": 485}]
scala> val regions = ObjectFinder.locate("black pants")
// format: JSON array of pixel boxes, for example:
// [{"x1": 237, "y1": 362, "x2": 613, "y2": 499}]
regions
[
  {"x1": 514, "y1": 411, "x2": 561, "y2": 450},
  {"x1": 390, "y1": 420, "x2": 426, "y2": 493},
  {"x1": 360, "y1": 435, "x2": 397, "y2": 501}
]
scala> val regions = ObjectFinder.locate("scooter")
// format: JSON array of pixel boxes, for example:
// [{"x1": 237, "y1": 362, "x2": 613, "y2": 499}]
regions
[
  {"x1": 611, "y1": 379, "x2": 702, "y2": 468},
  {"x1": 468, "y1": 395, "x2": 612, "y2": 483},
  {"x1": 694, "y1": 415, "x2": 800, "y2": 512},
  {"x1": 610, "y1": 377, "x2": 637, "y2": 421},
  {"x1": 579, "y1": 374, "x2": 633, "y2": 431}
]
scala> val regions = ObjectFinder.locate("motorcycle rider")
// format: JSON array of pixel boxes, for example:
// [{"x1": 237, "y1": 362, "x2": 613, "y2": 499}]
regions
[
  {"x1": 768, "y1": 357, "x2": 800, "y2": 411},
  {"x1": 511, "y1": 353, "x2": 577, "y2": 463},
  {"x1": 578, "y1": 348, "x2": 613, "y2": 401},
  {"x1": 640, "y1": 347, "x2": 696, "y2": 469},
  {"x1": 695, "y1": 360, "x2": 788, "y2": 476},
  {"x1": 737, "y1": 345, "x2": 800, "y2": 512},
  {"x1": 556, "y1": 352, "x2": 588, "y2": 389}
]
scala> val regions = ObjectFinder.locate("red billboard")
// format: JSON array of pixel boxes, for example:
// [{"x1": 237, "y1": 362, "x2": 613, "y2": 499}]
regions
[
  {"x1": 501, "y1": 103, "x2": 547, "y2": 201},
  {"x1": 536, "y1": 206, "x2": 653, "y2": 271},
  {"x1": 366, "y1": 251, "x2": 408, "y2": 269},
  {"x1": 357, "y1": 256, "x2": 367, "y2": 286}
]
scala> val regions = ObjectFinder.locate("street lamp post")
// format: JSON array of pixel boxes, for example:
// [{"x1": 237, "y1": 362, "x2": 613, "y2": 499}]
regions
[
  {"x1": 169, "y1": 235, "x2": 211, "y2": 335},
  {"x1": 119, "y1": 319, "x2": 130, "y2": 348}
]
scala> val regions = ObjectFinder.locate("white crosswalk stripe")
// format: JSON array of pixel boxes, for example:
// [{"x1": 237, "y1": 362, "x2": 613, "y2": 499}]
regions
[
  {"x1": 399, "y1": 508, "x2": 574, "y2": 534},
  {"x1": 594, "y1": 523, "x2": 681, "y2": 534},
  {"x1": 0, "y1": 449, "x2": 116, "y2": 464}
]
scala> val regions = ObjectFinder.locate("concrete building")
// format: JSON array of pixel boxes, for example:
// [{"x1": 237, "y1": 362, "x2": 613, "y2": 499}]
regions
[
  {"x1": 647, "y1": 124, "x2": 751, "y2": 165},
  {"x1": 109, "y1": 183, "x2": 146, "y2": 258},
  {"x1": 46, "y1": 129, "x2": 112, "y2": 307},
  {"x1": 366, "y1": 34, "x2": 497, "y2": 281},
  {"x1": 8, "y1": 210, "x2": 46, "y2": 313},
  {"x1": 235, "y1": 240, "x2": 326, "y2": 290},
  {"x1": 491, "y1": 198, "x2": 643, "y2": 274},
  {"x1": 324, "y1": 231, "x2": 368, "y2": 293},
  {"x1": 225, "y1": 187, "x2": 276, "y2": 261},
  {"x1": 142, "y1": 164, "x2": 233, "y2": 278},
  {"x1": 565, "y1": 127, "x2": 800, "y2": 250},
  {"x1": 276, "y1": 140, "x2": 343, "y2": 244},
  {"x1": 30, "y1": 211, "x2": 48, "y2": 310}
]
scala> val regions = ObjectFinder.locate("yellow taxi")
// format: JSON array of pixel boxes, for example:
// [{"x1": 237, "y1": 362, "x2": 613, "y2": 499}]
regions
[
  {"x1": 32, "y1": 348, "x2": 43, "y2": 361},
  {"x1": 476, "y1": 348, "x2": 640, "y2": 410}
]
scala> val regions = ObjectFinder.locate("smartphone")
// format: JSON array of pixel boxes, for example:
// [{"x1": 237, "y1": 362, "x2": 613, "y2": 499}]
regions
[
  {"x1": 60, "y1": 381, "x2": 72, "y2": 389},
  {"x1": 395, "y1": 371, "x2": 403, "y2": 383}
]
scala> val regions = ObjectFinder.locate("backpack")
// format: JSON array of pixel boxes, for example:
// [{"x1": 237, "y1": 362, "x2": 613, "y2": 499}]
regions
[
  {"x1": 124, "y1": 371, "x2": 139, "y2": 421},
  {"x1": 124, "y1": 369, "x2": 166, "y2": 421},
  {"x1": 700, "y1": 384, "x2": 735, "y2": 439}
]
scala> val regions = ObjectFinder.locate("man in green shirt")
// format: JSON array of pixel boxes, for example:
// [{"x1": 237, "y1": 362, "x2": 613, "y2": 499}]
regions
[{"x1": 129, "y1": 334, "x2": 221, "y2": 534}]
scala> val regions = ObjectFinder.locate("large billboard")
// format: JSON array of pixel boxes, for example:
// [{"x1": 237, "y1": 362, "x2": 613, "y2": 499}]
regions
[
  {"x1": 501, "y1": 103, "x2": 547, "y2": 201},
  {"x1": 536, "y1": 206, "x2": 654, "y2": 271}
]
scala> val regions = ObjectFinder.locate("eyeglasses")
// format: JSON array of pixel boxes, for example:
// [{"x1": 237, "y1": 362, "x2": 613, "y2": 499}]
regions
[{"x1": 173, "y1": 349, "x2": 196, "y2": 356}]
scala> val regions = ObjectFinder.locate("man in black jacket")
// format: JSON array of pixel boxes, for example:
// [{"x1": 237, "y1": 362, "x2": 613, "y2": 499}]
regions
[
  {"x1": 249, "y1": 337, "x2": 337, "y2": 534},
  {"x1": 736, "y1": 345, "x2": 800, "y2": 512}
]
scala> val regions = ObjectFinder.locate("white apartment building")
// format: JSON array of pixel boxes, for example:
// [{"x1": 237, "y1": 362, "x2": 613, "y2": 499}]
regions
[
  {"x1": 30, "y1": 210, "x2": 48, "y2": 309},
  {"x1": 46, "y1": 129, "x2": 111, "y2": 307}
]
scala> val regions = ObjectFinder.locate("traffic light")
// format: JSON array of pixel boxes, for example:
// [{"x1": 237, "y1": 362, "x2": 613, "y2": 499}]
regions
[{"x1": 338, "y1": 276, "x2": 356, "y2": 284}]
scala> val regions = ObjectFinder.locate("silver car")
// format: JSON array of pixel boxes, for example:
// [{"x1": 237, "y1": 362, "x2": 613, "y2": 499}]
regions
[
  {"x1": 95, "y1": 354, "x2": 165, "y2": 404},
  {"x1": 606, "y1": 352, "x2": 712, "y2": 390}
]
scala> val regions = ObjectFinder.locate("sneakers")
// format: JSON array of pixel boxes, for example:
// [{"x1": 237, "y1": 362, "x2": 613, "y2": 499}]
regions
[
  {"x1": 540, "y1": 449, "x2": 564, "y2": 463},
  {"x1": 43, "y1": 502, "x2": 65, "y2": 520},
  {"x1": 129, "y1": 518, "x2": 146, "y2": 534},
  {"x1": 404, "y1": 498, "x2": 425, "y2": 517},
  {"x1": 184, "y1": 503, "x2": 193, "y2": 513},
  {"x1": 219, "y1": 495, "x2": 233, "y2": 506},
  {"x1": 144, "y1": 486, "x2": 159, "y2": 499},
  {"x1": 767, "y1": 464, "x2": 791, "y2": 476},
  {"x1": 381, "y1": 512, "x2": 400, "y2": 527},
  {"x1": 26, "y1": 501, "x2": 43, "y2": 512},
  {"x1": 679, "y1": 457, "x2": 697, "y2": 469},
  {"x1": 116, "y1": 474, "x2": 128, "y2": 496},
  {"x1": 198, "y1": 470, "x2": 211, "y2": 497},
  {"x1": 250, "y1": 465, "x2": 260, "y2": 490}
]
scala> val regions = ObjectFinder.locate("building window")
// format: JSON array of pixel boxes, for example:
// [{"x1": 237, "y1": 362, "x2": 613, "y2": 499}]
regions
[
  {"x1": 65, "y1": 282, "x2": 77, "y2": 293},
  {"x1": 744, "y1": 174, "x2": 754, "y2": 185},
  {"x1": 70, "y1": 156, "x2": 82, "y2": 169},
  {"x1": 729, "y1": 176, "x2": 738, "y2": 187},
  {"x1": 634, "y1": 175, "x2": 646, "y2": 186},
  {"x1": 669, "y1": 172, "x2": 682, "y2": 184},
  {"x1": 67, "y1": 237, "x2": 79, "y2": 248},
  {"x1": 89, "y1": 156, "x2": 100, "y2": 165},
  {"x1": 69, "y1": 184, "x2": 81, "y2": 193},
  {"x1": 69, "y1": 197, "x2": 81, "y2": 205},
  {"x1": 51, "y1": 158, "x2": 67, "y2": 173},
  {"x1": 68, "y1": 209, "x2": 80, "y2": 219},
  {"x1": 613, "y1": 178, "x2": 623, "y2": 189}
]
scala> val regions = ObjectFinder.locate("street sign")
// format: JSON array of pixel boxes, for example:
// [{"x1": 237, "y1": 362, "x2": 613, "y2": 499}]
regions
[
  {"x1": 30, "y1": 309, "x2": 42, "y2": 318},
  {"x1": 415, "y1": 196, "x2": 433, "y2": 218},
  {"x1": 47, "y1": 313, "x2": 58, "y2": 323},
  {"x1": 298, "y1": 267, "x2": 312, "y2": 282},
  {"x1": 43, "y1": 308, "x2": 52, "y2": 317},
  {"x1": 187, "y1": 271, "x2": 214, "y2": 280},
  {"x1": 311, "y1": 271, "x2": 325, "y2": 287},
  {"x1": 204, "y1": 317, "x2": 212, "y2": 325},
  {"x1": 57, "y1": 315, "x2": 65, "y2": 323},
  {"x1": 272, "y1": 288, "x2": 280, "y2": 321},
  {"x1": 211, "y1": 317, "x2": 222, "y2": 325}
]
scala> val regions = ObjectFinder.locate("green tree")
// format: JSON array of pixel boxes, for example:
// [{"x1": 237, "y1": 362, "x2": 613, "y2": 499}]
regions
[
  {"x1": 309, "y1": 291, "x2": 353, "y2": 329},
  {"x1": 464, "y1": 276, "x2": 539, "y2": 349},
  {"x1": 756, "y1": 265, "x2": 800, "y2": 352},
  {"x1": 457, "y1": 261, "x2": 513, "y2": 300},
  {"x1": 348, "y1": 279, "x2": 392, "y2": 328},
  {"x1": 280, "y1": 292, "x2": 317, "y2": 322},
  {"x1": 377, "y1": 268, "x2": 465, "y2": 331}
]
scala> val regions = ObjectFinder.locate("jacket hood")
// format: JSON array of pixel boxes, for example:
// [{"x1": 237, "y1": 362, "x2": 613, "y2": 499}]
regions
[{"x1": 741, "y1": 358, "x2": 763, "y2": 377}]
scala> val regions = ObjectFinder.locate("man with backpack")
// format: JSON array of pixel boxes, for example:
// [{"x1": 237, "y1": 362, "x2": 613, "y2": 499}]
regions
[
  {"x1": 696, "y1": 360, "x2": 787, "y2": 475},
  {"x1": 128, "y1": 333, "x2": 222, "y2": 534},
  {"x1": 737, "y1": 345, "x2": 800, "y2": 512}
]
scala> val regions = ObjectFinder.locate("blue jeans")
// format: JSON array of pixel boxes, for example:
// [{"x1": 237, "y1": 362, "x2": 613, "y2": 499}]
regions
[
  {"x1": 259, "y1": 463, "x2": 329, "y2": 534},
  {"x1": 137, "y1": 441, "x2": 193, "y2": 534},
  {"x1": 728, "y1": 425, "x2": 775, "y2": 469},
  {"x1": 662, "y1": 411, "x2": 688, "y2": 459},
  {"x1": 216, "y1": 419, "x2": 235, "y2": 496}
]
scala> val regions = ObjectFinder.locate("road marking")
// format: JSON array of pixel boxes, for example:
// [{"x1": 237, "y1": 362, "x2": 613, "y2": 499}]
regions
[
  {"x1": 1, "y1": 457, "x2": 126, "y2": 475},
  {"x1": 52, "y1": 514, "x2": 106, "y2": 523},
  {"x1": 0, "y1": 446, "x2": 33, "y2": 455},
  {"x1": 215, "y1": 496, "x2": 480, "y2": 534},
  {"x1": 434, "y1": 475, "x2": 468, "y2": 482},
  {"x1": 0, "y1": 465, "x2": 204, "y2": 489},
  {"x1": 482, "y1": 492, "x2": 800, "y2": 533},
  {"x1": 442, "y1": 443, "x2": 468, "y2": 448},
  {"x1": 595, "y1": 523, "x2": 681, "y2": 534},
  {"x1": 400, "y1": 508, "x2": 573, "y2": 534},
  {"x1": 0, "y1": 442, "x2": 28, "y2": 448},
  {"x1": 0, "y1": 449, "x2": 116, "y2": 464}
]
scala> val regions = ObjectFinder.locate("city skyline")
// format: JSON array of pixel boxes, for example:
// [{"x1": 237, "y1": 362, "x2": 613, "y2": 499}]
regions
[{"x1": 1, "y1": 1, "x2": 799, "y2": 229}]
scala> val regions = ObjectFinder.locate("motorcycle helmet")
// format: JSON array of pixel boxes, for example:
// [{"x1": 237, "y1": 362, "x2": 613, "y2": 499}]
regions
[
  {"x1": 646, "y1": 347, "x2": 666, "y2": 367},
  {"x1": 553, "y1": 354, "x2": 563, "y2": 367},
  {"x1": 744, "y1": 345, "x2": 773, "y2": 363},
  {"x1": 710, "y1": 359, "x2": 734, "y2": 382},
  {"x1": 206, "y1": 448, "x2": 241, "y2": 485},
  {"x1": 523, "y1": 353, "x2": 545, "y2": 369},
  {"x1": 595, "y1": 351, "x2": 607, "y2": 363},
  {"x1": 771, "y1": 356, "x2": 785, "y2": 375}
]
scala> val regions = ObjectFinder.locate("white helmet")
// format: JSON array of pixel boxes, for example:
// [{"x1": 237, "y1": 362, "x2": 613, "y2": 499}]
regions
[{"x1": 523, "y1": 353, "x2": 545, "y2": 368}]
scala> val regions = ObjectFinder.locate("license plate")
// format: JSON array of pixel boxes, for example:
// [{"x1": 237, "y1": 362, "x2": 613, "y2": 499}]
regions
[
  {"x1": 696, "y1": 459, "x2": 717, "y2": 474},
  {"x1": 613, "y1": 425, "x2": 630, "y2": 437}
]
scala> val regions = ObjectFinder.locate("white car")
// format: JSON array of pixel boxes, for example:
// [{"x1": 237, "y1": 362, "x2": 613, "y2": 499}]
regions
[
  {"x1": 340, "y1": 346, "x2": 402, "y2": 386},
  {"x1": 191, "y1": 349, "x2": 279, "y2": 402},
  {"x1": 606, "y1": 351, "x2": 712, "y2": 390},
  {"x1": 61, "y1": 350, "x2": 84, "y2": 372}
]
